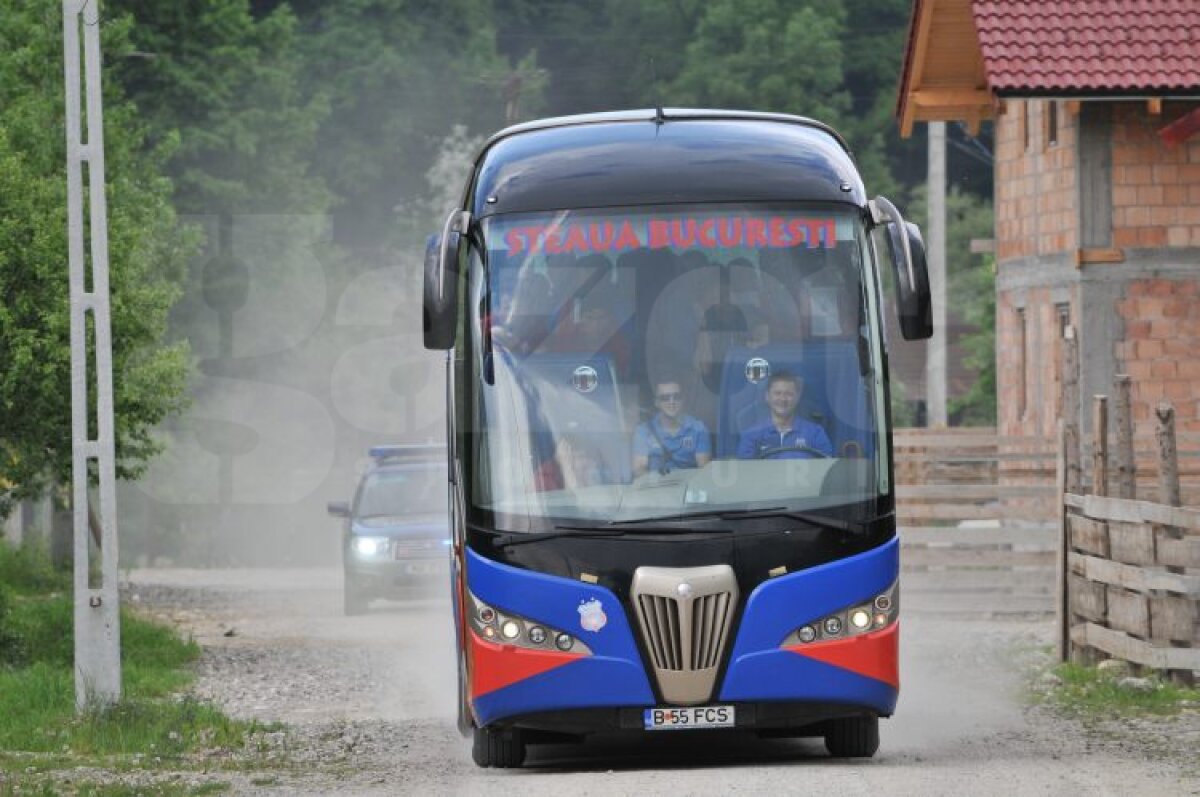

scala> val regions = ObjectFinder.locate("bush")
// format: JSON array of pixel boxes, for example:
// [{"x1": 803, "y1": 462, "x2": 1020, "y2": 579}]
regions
[
  {"x1": 0, "y1": 585, "x2": 22, "y2": 667},
  {"x1": 0, "y1": 537, "x2": 68, "y2": 596}
]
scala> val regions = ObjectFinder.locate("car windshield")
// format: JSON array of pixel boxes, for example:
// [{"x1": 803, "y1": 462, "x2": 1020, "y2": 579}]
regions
[
  {"x1": 463, "y1": 203, "x2": 890, "y2": 529},
  {"x1": 356, "y1": 467, "x2": 445, "y2": 518}
]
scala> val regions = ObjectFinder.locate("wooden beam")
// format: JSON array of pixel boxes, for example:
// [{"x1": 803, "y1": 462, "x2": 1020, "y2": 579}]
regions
[
  {"x1": 1075, "y1": 247, "x2": 1125, "y2": 267},
  {"x1": 911, "y1": 88, "x2": 994, "y2": 108},
  {"x1": 1147, "y1": 97, "x2": 1163, "y2": 115},
  {"x1": 1065, "y1": 100, "x2": 1082, "y2": 116},
  {"x1": 900, "y1": 0, "x2": 939, "y2": 138}
]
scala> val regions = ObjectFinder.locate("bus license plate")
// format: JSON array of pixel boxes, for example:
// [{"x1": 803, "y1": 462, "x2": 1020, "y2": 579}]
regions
[{"x1": 644, "y1": 705, "x2": 735, "y2": 730}]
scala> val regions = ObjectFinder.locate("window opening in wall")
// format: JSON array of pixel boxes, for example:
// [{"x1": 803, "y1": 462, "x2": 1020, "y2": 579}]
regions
[
  {"x1": 1045, "y1": 101, "x2": 1059, "y2": 147},
  {"x1": 1054, "y1": 303, "x2": 1070, "y2": 417},
  {"x1": 1016, "y1": 307, "x2": 1028, "y2": 419},
  {"x1": 1021, "y1": 102, "x2": 1029, "y2": 151}
]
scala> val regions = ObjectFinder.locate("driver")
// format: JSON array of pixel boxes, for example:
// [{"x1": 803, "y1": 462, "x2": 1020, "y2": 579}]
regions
[
  {"x1": 736, "y1": 371, "x2": 833, "y2": 460},
  {"x1": 632, "y1": 378, "x2": 712, "y2": 477}
]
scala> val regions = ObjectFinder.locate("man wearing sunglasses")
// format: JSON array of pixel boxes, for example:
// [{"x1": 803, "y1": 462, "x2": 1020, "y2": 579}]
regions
[{"x1": 632, "y1": 378, "x2": 713, "y2": 477}]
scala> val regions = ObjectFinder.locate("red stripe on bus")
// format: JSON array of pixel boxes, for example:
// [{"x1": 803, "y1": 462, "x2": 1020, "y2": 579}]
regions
[
  {"x1": 468, "y1": 630, "x2": 585, "y2": 698},
  {"x1": 784, "y1": 623, "x2": 899, "y2": 688}
]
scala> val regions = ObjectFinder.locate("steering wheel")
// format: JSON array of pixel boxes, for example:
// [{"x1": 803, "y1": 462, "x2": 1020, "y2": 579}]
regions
[{"x1": 753, "y1": 444, "x2": 831, "y2": 460}]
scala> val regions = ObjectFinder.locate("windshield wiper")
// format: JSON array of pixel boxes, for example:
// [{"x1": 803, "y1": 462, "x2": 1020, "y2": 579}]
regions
[
  {"x1": 609, "y1": 507, "x2": 892, "y2": 536},
  {"x1": 494, "y1": 527, "x2": 628, "y2": 548},
  {"x1": 722, "y1": 508, "x2": 894, "y2": 536},
  {"x1": 495, "y1": 523, "x2": 731, "y2": 548}
]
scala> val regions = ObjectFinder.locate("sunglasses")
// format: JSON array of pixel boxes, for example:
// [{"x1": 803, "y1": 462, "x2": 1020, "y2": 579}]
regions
[{"x1": 656, "y1": 392, "x2": 682, "y2": 402}]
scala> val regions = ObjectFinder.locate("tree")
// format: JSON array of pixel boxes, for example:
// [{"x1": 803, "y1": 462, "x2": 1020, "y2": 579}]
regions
[
  {"x1": 668, "y1": 0, "x2": 849, "y2": 126},
  {"x1": 285, "y1": 0, "x2": 517, "y2": 251},
  {"x1": 0, "y1": 6, "x2": 190, "y2": 518}
]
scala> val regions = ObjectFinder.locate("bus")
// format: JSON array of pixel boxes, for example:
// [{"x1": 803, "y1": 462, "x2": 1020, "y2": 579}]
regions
[{"x1": 423, "y1": 109, "x2": 932, "y2": 768}]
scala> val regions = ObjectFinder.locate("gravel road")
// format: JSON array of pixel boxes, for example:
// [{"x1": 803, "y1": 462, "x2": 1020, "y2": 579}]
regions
[{"x1": 118, "y1": 567, "x2": 1200, "y2": 796}]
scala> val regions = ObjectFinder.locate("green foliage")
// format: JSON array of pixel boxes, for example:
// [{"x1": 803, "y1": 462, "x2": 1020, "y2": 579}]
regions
[
  {"x1": 669, "y1": 0, "x2": 849, "y2": 123},
  {"x1": 1047, "y1": 662, "x2": 1200, "y2": 717},
  {"x1": 289, "y1": 0, "x2": 514, "y2": 246},
  {"x1": 0, "y1": 6, "x2": 191, "y2": 516},
  {"x1": 904, "y1": 185, "x2": 996, "y2": 424},
  {"x1": 0, "y1": 541, "x2": 243, "y2": 762},
  {"x1": 0, "y1": 537, "x2": 67, "y2": 596}
]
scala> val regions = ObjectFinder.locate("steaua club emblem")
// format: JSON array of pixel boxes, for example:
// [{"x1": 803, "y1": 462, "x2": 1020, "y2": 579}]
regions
[{"x1": 577, "y1": 598, "x2": 607, "y2": 632}]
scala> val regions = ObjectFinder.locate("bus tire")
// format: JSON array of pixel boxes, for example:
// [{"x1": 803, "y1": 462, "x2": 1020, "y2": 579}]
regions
[
  {"x1": 823, "y1": 715, "x2": 879, "y2": 758},
  {"x1": 472, "y1": 725, "x2": 526, "y2": 768}
]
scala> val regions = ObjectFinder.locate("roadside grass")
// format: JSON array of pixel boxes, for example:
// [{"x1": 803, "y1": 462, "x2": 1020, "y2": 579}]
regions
[
  {"x1": 1042, "y1": 659, "x2": 1200, "y2": 717},
  {"x1": 0, "y1": 538, "x2": 280, "y2": 791}
]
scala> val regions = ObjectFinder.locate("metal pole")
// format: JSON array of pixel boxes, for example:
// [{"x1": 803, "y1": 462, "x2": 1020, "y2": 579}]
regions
[
  {"x1": 926, "y1": 122, "x2": 947, "y2": 426},
  {"x1": 63, "y1": 0, "x2": 121, "y2": 711}
]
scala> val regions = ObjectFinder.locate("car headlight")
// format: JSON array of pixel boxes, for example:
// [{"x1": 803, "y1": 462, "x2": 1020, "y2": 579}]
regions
[
  {"x1": 352, "y1": 536, "x2": 389, "y2": 557},
  {"x1": 782, "y1": 581, "x2": 898, "y2": 647},
  {"x1": 467, "y1": 592, "x2": 592, "y2": 655}
]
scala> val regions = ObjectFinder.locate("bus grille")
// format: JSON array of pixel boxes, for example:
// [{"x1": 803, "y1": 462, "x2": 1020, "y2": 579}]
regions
[{"x1": 631, "y1": 565, "x2": 738, "y2": 705}]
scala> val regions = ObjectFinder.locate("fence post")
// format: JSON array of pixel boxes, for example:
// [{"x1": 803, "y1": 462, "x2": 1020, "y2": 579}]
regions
[
  {"x1": 1092, "y1": 396, "x2": 1108, "y2": 498},
  {"x1": 1114, "y1": 374, "x2": 1135, "y2": 499},
  {"x1": 1056, "y1": 420, "x2": 1070, "y2": 663},
  {"x1": 1062, "y1": 327, "x2": 1082, "y2": 494},
  {"x1": 1155, "y1": 403, "x2": 1180, "y2": 507},
  {"x1": 1153, "y1": 403, "x2": 1193, "y2": 686}
]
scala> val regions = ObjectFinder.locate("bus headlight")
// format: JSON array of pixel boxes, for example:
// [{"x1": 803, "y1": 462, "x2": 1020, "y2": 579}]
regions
[
  {"x1": 467, "y1": 592, "x2": 592, "y2": 655},
  {"x1": 783, "y1": 582, "x2": 898, "y2": 646}
]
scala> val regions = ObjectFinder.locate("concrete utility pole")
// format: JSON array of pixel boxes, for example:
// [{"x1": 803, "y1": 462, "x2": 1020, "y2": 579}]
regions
[
  {"x1": 63, "y1": 0, "x2": 122, "y2": 710},
  {"x1": 926, "y1": 121, "x2": 948, "y2": 427}
]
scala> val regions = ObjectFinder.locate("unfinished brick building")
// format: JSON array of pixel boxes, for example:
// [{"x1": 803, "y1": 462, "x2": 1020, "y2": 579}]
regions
[{"x1": 897, "y1": 0, "x2": 1200, "y2": 452}]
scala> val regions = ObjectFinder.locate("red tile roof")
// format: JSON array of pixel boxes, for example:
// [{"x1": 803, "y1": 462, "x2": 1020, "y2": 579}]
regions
[{"x1": 972, "y1": 1, "x2": 1200, "y2": 94}]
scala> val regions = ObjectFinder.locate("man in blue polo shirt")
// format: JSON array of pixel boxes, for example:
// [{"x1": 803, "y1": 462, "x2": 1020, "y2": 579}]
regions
[
  {"x1": 632, "y1": 379, "x2": 712, "y2": 477},
  {"x1": 736, "y1": 371, "x2": 833, "y2": 459}
]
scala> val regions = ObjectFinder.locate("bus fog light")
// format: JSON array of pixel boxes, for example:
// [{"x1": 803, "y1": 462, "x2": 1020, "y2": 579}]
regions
[
  {"x1": 555, "y1": 633, "x2": 574, "y2": 651},
  {"x1": 528, "y1": 626, "x2": 546, "y2": 644},
  {"x1": 797, "y1": 625, "x2": 816, "y2": 643},
  {"x1": 483, "y1": 626, "x2": 496, "y2": 639},
  {"x1": 478, "y1": 605, "x2": 496, "y2": 624},
  {"x1": 874, "y1": 613, "x2": 888, "y2": 627},
  {"x1": 823, "y1": 616, "x2": 843, "y2": 635},
  {"x1": 850, "y1": 610, "x2": 871, "y2": 630},
  {"x1": 874, "y1": 595, "x2": 892, "y2": 612},
  {"x1": 501, "y1": 620, "x2": 521, "y2": 640}
]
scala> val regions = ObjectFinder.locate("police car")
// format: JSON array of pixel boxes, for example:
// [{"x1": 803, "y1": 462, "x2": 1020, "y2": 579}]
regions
[{"x1": 327, "y1": 444, "x2": 450, "y2": 615}]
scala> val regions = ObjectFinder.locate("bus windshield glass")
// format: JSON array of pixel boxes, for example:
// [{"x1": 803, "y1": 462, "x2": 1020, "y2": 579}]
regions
[{"x1": 465, "y1": 204, "x2": 889, "y2": 529}]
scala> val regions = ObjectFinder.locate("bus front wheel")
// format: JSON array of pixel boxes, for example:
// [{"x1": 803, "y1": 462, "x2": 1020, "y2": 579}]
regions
[
  {"x1": 472, "y1": 725, "x2": 526, "y2": 768},
  {"x1": 824, "y1": 715, "x2": 879, "y2": 758}
]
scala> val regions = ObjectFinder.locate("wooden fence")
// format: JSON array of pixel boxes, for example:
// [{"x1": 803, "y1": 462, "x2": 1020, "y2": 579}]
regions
[
  {"x1": 1058, "y1": 398, "x2": 1200, "y2": 683},
  {"x1": 894, "y1": 428, "x2": 1059, "y2": 616}
]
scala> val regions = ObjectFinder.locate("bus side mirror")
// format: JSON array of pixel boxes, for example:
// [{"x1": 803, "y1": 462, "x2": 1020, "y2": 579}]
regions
[
  {"x1": 872, "y1": 196, "x2": 932, "y2": 341},
  {"x1": 423, "y1": 209, "x2": 470, "y2": 350}
]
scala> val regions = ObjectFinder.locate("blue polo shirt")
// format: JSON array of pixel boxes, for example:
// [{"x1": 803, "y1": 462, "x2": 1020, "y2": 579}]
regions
[
  {"x1": 736, "y1": 417, "x2": 833, "y2": 460},
  {"x1": 633, "y1": 414, "x2": 711, "y2": 474}
]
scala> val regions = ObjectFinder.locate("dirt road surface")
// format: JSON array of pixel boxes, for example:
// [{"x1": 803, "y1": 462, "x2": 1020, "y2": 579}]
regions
[{"x1": 124, "y1": 567, "x2": 1200, "y2": 796}]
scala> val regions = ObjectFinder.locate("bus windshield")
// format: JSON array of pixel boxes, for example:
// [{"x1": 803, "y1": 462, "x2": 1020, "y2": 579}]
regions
[{"x1": 464, "y1": 203, "x2": 890, "y2": 530}]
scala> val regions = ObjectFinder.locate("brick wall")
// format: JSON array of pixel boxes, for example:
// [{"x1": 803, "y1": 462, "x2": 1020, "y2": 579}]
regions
[
  {"x1": 996, "y1": 100, "x2": 1200, "y2": 444},
  {"x1": 1115, "y1": 278, "x2": 1200, "y2": 432},
  {"x1": 1111, "y1": 103, "x2": 1200, "y2": 249},
  {"x1": 995, "y1": 100, "x2": 1078, "y2": 262}
]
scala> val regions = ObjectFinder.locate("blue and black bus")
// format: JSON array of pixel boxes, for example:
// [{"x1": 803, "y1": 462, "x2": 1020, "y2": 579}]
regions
[{"x1": 422, "y1": 110, "x2": 932, "y2": 767}]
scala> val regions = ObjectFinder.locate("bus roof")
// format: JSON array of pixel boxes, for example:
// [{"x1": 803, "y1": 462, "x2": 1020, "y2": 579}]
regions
[{"x1": 467, "y1": 109, "x2": 866, "y2": 218}]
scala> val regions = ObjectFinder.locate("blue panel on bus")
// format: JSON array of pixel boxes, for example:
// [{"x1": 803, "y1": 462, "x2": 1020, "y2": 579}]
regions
[
  {"x1": 472, "y1": 656, "x2": 654, "y2": 727},
  {"x1": 466, "y1": 548, "x2": 655, "y2": 724},
  {"x1": 719, "y1": 537, "x2": 898, "y2": 706},
  {"x1": 719, "y1": 649, "x2": 898, "y2": 714}
]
